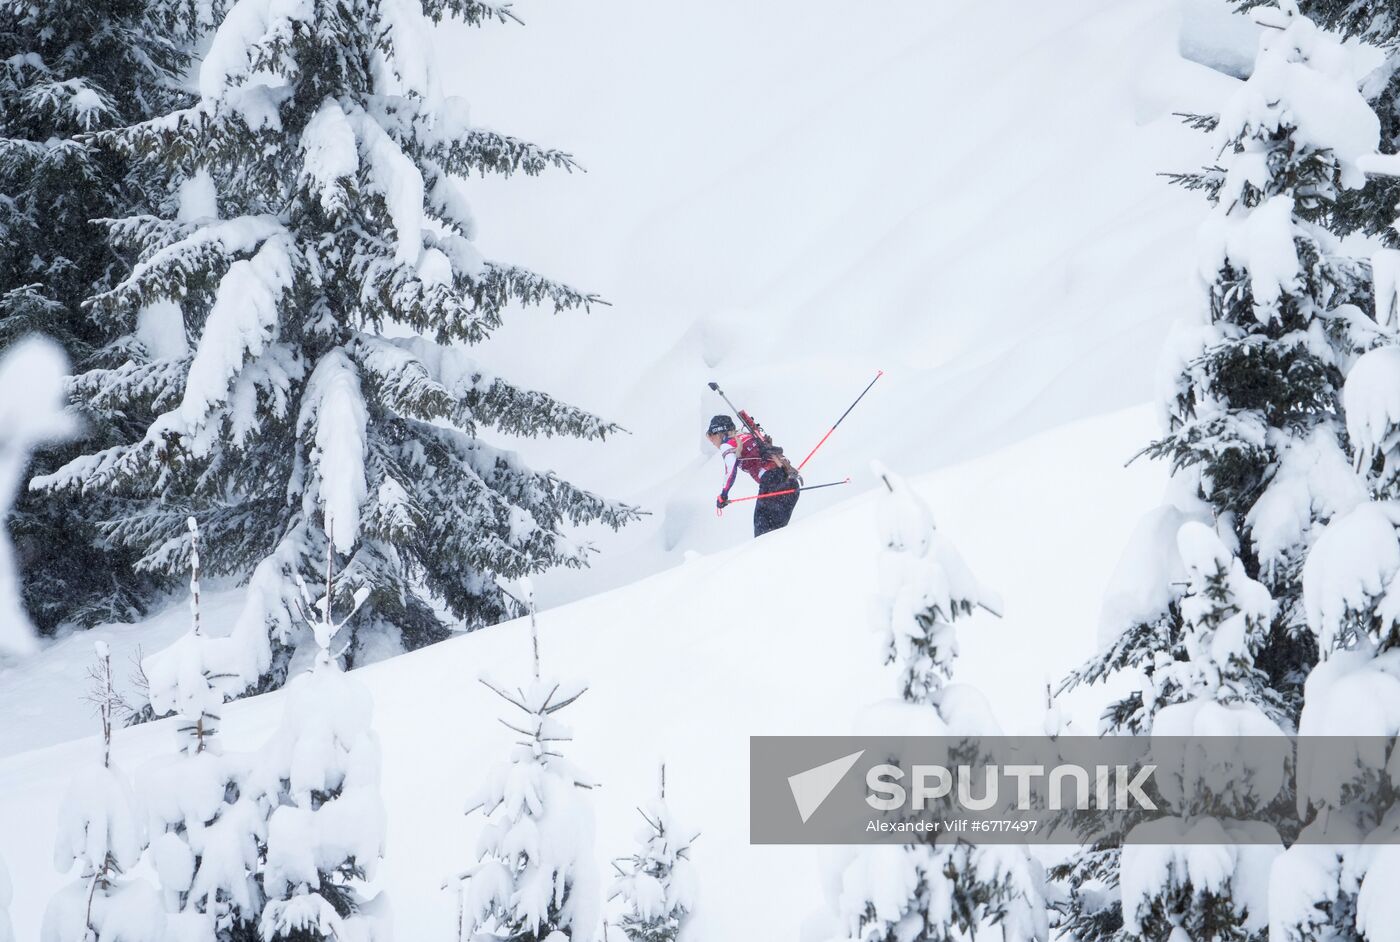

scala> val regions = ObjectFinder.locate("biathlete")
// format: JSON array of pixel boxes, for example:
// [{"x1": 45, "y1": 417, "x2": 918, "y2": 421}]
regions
[{"x1": 705, "y1": 414, "x2": 802, "y2": 537}]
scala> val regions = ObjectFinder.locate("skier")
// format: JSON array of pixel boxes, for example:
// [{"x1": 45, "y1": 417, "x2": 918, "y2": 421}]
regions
[{"x1": 706, "y1": 414, "x2": 801, "y2": 537}]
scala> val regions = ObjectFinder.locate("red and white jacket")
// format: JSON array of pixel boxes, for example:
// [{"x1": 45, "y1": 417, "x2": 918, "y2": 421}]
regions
[{"x1": 719, "y1": 433, "x2": 780, "y2": 494}]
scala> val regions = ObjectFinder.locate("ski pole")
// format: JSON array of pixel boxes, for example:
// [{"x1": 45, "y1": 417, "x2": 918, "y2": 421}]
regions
[
  {"x1": 716, "y1": 477, "x2": 851, "y2": 515},
  {"x1": 796, "y1": 369, "x2": 884, "y2": 472}
]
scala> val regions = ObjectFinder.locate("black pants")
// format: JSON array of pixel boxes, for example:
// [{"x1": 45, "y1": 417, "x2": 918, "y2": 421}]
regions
[{"x1": 754, "y1": 467, "x2": 799, "y2": 537}]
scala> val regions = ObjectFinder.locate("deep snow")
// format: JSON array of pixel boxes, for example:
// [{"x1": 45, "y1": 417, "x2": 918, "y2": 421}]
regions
[
  {"x1": 0, "y1": 407, "x2": 1164, "y2": 938},
  {"x1": 0, "y1": 0, "x2": 1266, "y2": 935},
  {"x1": 433, "y1": 0, "x2": 1242, "y2": 607}
]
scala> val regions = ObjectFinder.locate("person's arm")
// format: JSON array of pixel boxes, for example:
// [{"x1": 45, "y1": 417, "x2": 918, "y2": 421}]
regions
[{"x1": 718, "y1": 441, "x2": 739, "y2": 507}]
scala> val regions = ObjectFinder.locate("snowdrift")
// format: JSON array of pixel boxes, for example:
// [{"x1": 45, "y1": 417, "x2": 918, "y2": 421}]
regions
[
  {"x1": 432, "y1": 0, "x2": 1242, "y2": 606},
  {"x1": 0, "y1": 407, "x2": 1163, "y2": 938}
]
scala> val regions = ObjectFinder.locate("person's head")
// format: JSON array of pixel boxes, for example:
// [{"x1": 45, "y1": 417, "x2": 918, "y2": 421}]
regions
[{"x1": 705, "y1": 414, "x2": 736, "y2": 448}]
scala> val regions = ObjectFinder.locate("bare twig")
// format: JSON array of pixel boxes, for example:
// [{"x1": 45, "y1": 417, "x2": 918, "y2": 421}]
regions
[
  {"x1": 479, "y1": 677, "x2": 528, "y2": 711},
  {"x1": 527, "y1": 582, "x2": 540, "y2": 679},
  {"x1": 84, "y1": 643, "x2": 127, "y2": 768}
]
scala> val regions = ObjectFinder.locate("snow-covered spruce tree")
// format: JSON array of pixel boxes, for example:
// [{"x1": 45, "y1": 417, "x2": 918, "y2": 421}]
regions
[
  {"x1": 1142, "y1": 522, "x2": 1281, "y2": 719},
  {"x1": 41, "y1": 643, "x2": 166, "y2": 942},
  {"x1": 1057, "y1": 526, "x2": 1290, "y2": 942},
  {"x1": 1259, "y1": 292, "x2": 1400, "y2": 941},
  {"x1": 458, "y1": 589, "x2": 601, "y2": 942},
  {"x1": 0, "y1": 0, "x2": 206, "y2": 632},
  {"x1": 0, "y1": 0, "x2": 197, "y2": 346},
  {"x1": 1243, "y1": 0, "x2": 1400, "y2": 253},
  {"x1": 241, "y1": 543, "x2": 385, "y2": 941},
  {"x1": 1114, "y1": 523, "x2": 1289, "y2": 942},
  {"x1": 140, "y1": 517, "x2": 265, "y2": 941},
  {"x1": 1078, "y1": 0, "x2": 1381, "y2": 732},
  {"x1": 33, "y1": 0, "x2": 639, "y2": 699},
  {"x1": 610, "y1": 766, "x2": 699, "y2": 942},
  {"x1": 821, "y1": 464, "x2": 1046, "y2": 942},
  {"x1": 1055, "y1": 6, "x2": 1382, "y2": 942}
]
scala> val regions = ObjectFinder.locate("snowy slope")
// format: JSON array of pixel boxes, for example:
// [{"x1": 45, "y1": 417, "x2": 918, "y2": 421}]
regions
[
  {"x1": 0, "y1": 0, "x2": 1235, "y2": 762},
  {"x1": 0, "y1": 1, "x2": 1254, "y2": 934},
  {"x1": 0, "y1": 406, "x2": 1164, "y2": 939},
  {"x1": 432, "y1": 0, "x2": 1242, "y2": 606}
]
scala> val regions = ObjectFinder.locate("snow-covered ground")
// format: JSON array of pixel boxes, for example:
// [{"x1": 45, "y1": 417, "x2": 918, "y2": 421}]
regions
[
  {"x1": 0, "y1": 0, "x2": 1264, "y2": 935},
  {"x1": 0, "y1": 406, "x2": 1164, "y2": 938},
  {"x1": 436, "y1": 0, "x2": 1240, "y2": 606}
]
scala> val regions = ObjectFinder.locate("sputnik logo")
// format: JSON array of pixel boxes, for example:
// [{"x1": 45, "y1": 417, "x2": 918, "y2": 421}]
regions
[{"x1": 788, "y1": 750, "x2": 865, "y2": 823}]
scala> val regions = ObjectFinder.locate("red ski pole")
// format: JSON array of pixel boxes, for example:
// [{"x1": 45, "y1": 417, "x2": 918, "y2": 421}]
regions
[
  {"x1": 796, "y1": 370, "x2": 884, "y2": 472},
  {"x1": 716, "y1": 477, "x2": 851, "y2": 516}
]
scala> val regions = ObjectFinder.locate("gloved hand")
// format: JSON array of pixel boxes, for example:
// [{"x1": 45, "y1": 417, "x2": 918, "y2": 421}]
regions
[{"x1": 716, "y1": 492, "x2": 730, "y2": 509}]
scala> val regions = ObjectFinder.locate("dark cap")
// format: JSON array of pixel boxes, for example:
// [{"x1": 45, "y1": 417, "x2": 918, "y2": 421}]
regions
[{"x1": 707, "y1": 414, "x2": 736, "y2": 436}]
